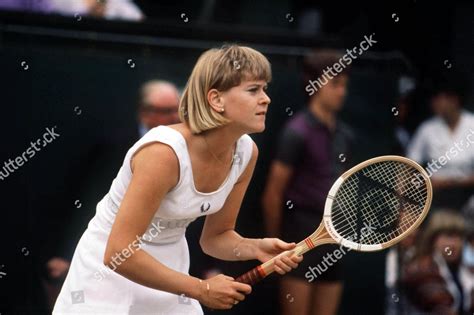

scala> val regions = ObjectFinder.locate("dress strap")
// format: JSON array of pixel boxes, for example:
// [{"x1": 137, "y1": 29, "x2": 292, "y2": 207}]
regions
[
  {"x1": 233, "y1": 134, "x2": 254, "y2": 178},
  {"x1": 126, "y1": 125, "x2": 189, "y2": 187}
]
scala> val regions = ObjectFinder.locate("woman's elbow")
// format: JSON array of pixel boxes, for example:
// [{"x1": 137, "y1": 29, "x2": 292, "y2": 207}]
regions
[
  {"x1": 102, "y1": 243, "x2": 127, "y2": 271},
  {"x1": 103, "y1": 246, "x2": 116, "y2": 267},
  {"x1": 200, "y1": 236, "x2": 221, "y2": 257},
  {"x1": 199, "y1": 237, "x2": 211, "y2": 255}
]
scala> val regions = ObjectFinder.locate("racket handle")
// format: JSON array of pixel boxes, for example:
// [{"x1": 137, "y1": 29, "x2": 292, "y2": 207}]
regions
[
  {"x1": 235, "y1": 265, "x2": 266, "y2": 285},
  {"x1": 235, "y1": 248, "x2": 303, "y2": 285}
]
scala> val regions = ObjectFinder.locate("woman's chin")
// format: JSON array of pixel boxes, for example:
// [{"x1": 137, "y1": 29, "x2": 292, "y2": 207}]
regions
[
  {"x1": 252, "y1": 123, "x2": 266, "y2": 133},
  {"x1": 238, "y1": 120, "x2": 266, "y2": 134}
]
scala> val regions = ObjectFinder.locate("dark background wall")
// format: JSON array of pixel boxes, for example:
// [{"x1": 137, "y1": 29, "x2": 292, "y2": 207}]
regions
[{"x1": 0, "y1": 1, "x2": 473, "y2": 314}]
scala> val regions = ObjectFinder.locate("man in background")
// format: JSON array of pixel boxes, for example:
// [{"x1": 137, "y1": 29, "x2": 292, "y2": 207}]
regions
[
  {"x1": 407, "y1": 72, "x2": 474, "y2": 209},
  {"x1": 262, "y1": 49, "x2": 355, "y2": 315},
  {"x1": 41, "y1": 79, "x2": 180, "y2": 312},
  {"x1": 136, "y1": 80, "x2": 180, "y2": 137}
]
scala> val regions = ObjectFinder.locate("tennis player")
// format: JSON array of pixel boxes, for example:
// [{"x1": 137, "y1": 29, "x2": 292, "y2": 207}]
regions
[{"x1": 53, "y1": 44, "x2": 303, "y2": 314}]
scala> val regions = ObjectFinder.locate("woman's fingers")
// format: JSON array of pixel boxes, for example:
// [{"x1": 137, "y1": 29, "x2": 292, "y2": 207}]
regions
[
  {"x1": 274, "y1": 254, "x2": 302, "y2": 275},
  {"x1": 291, "y1": 254, "x2": 304, "y2": 263},
  {"x1": 232, "y1": 281, "x2": 252, "y2": 294},
  {"x1": 202, "y1": 274, "x2": 255, "y2": 310},
  {"x1": 223, "y1": 290, "x2": 245, "y2": 309},
  {"x1": 230, "y1": 291, "x2": 246, "y2": 302},
  {"x1": 274, "y1": 264, "x2": 285, "y2": 275},
  {"x1": 281, "y1": 255, "x2": 299, "y2": 268},
  {"x1": 276, "y1": 239, "x2": 296, "y2": 250},
  {"x1": 275, "y1": 258, "x2": 292, "y2": 273}
]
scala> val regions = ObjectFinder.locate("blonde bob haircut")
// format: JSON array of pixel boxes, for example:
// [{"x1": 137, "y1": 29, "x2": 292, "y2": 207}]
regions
[
  {"x1": 416, "y1": 209, "x2": 466, "y2": 257},
  {"x1": 179, "y1": 44, "x2": 272, "y2": 134}
]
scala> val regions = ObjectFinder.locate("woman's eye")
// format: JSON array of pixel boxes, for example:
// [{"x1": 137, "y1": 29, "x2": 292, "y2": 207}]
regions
[{"x1": 249, "y1": 88, "x2": 258, "y2": 93}]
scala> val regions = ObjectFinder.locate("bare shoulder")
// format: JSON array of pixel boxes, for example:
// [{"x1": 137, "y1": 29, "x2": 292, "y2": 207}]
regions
[
  {"x1": 243, "y1": 136, "x2": 258, "y2": 166},
  {"x1": 236, "y1": 138, "x2": 258, "y2": 183},
  {"x1": 250, "y1": 139, "x2": 259, "y2": 161},
  {"x1": 131, "y1": 141, "x2": 180, "y2": 191}
]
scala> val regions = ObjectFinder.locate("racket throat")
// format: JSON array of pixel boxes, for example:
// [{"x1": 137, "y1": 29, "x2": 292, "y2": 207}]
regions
[{"x1": 296, "y1": 223, "x2": 336, "y2": 256}]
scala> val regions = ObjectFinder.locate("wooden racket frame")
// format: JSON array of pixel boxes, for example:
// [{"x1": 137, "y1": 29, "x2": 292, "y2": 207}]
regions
[{"x1": 235, "y1": 155, "x2": 432, "y2": 285}]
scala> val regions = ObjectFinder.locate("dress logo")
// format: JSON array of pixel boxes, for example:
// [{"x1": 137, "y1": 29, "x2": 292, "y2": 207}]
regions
[{"x1": 200, "y1": 202, "x2": 211, "y2": 213}]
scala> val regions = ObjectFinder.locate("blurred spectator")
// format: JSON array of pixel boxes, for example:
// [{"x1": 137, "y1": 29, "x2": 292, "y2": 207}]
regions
[
  {"x1": 392, "y1": 91, "x2": 415, "y2": 155},
  {"x1": 407, "y1": 73, "x2": 474, "y2": 209},
  {"x1": 262, "y1": 49, "x2": 354, "y2": 315},
  {"x1": 137, "y1": 80, "x2": 180, "y2": 137},
  {"x1": 0, "y1": 0, "x2": 52, "y2": 13},
  {"x1": 0, "y1": 0, "x2": 143, "y2": 20},
  {"x1": 385, "y1": 227, "x2": 419, "y2": 315},
  {"x1": 41, "y1": 257, "x2": 70, "y2": 310},
  {"x1": 402, "y1": 210, "x2": 474, "y2": 315},
  {"x1": 48, "y1": 0, "x2": 143, "y2": 21},
  {"x1": 462, "y1": 196, "x2": 474, "y2": 271},
  {"x1": 296, "y1": 7, "x2": 323, "y2": 36}
]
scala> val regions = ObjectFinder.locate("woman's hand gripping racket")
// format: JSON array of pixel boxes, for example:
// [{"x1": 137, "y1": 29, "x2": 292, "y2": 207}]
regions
[{"x1": 236, "y1": 155, "x2": 433, "y2": 285}]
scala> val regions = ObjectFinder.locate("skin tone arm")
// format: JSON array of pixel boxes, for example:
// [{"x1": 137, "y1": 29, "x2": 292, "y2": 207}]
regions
[
  {"x1": 103, "y1": 142, "x2": 250, "y2": 310},
  {"x1": 261, "y1": 160, "x2": 294, "y2": 238},
  {"x1": 200, "y1": 143, "x2": 303, "y2": 274}
]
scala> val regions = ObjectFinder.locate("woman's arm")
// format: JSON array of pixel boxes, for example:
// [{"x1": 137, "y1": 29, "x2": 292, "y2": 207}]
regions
[
  {"x1": 200, "y1": 142, "x2": 302, "y2": 273},
  {"x1": 103, "y1": 142, "x2": 251, "y2": 309}
]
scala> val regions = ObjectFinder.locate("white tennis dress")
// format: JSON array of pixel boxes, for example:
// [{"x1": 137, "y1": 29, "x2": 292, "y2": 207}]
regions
[{"x1": 53, "y1": 125, "x2": 254, "y2": 314}]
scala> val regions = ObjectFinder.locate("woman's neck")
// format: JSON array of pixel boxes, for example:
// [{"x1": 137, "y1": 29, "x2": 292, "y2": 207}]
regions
[{"x1": 197, "y1": 125, "x2": 240, "y2": 161}]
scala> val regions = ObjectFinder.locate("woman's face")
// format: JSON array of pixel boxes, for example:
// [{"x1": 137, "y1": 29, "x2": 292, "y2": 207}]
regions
[
  {"x1": 434, "y1": 232, "x2": 464, "y2": 264},
  {"x1": 220, "y1": 79, "x2": 271, "y2": 133}
]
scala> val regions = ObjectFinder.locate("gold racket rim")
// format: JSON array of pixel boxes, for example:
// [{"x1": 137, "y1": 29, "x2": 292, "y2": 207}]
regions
[{"x1": 323, "y1": 155, "x2": 433, "y2": 252}]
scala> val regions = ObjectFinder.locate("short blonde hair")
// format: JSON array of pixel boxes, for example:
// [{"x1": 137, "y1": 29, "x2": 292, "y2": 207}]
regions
[
  {"x1": 417, "y1": 209, "x2": 466, "y2": 257},
  {"x1": 179, "y1": 44, "x2": 272, "y2": 134}
]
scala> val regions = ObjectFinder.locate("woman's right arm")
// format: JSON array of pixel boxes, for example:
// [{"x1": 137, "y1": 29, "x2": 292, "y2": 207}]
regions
[{"x1": 103, "y1": 142, "x2": 251, "y2": 309}]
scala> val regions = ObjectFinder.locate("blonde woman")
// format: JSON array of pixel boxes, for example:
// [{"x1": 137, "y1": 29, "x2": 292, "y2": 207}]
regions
[
  {"x1": 53, "y1": 45, "x2": 303, "y2": 314},
  {"x1": 402, "y1": 210, "x2": 473, "y2": 315}
]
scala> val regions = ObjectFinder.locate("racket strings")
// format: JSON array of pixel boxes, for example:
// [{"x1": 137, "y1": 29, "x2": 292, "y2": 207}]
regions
[{"x1": 331, "y1": 161, "x2": 428, "y2": 246}]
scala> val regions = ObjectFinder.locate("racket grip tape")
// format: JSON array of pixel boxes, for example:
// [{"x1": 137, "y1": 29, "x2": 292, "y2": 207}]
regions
[{"x1": 235, "y1": 265, "x2": 266, "y2": 285}]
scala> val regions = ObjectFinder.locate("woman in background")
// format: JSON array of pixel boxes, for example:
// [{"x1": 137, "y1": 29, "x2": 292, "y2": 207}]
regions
[{"x1": 402, "y1": 210, "x2": 474, "y2": 315}]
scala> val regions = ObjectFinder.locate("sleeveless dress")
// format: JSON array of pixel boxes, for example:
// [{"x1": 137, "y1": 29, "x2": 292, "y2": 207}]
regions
[{"x1": 53, "y1": 125, "x2": 254, "y2": 314}]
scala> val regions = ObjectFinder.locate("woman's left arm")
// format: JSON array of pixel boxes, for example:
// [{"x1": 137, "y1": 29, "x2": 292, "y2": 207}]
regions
[{"x1": 200, "y1": 142, "x2": 302, "y2": 273}]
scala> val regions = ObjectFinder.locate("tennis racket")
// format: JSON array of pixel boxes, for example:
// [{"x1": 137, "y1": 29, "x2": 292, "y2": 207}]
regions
[{"x1": 236, "y1": 155, "x2": 432, "y2": 285}]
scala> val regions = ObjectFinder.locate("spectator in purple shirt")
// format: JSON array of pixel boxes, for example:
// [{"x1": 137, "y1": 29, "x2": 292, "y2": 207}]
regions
[{"x1": 262, "y1": 49, "x2": 354, "y2": 315}]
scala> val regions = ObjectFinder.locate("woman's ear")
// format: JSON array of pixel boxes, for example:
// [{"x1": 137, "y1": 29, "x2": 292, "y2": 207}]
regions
[{"x1": 207, "y1": 89, "x2": 225, "y2": 113}]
